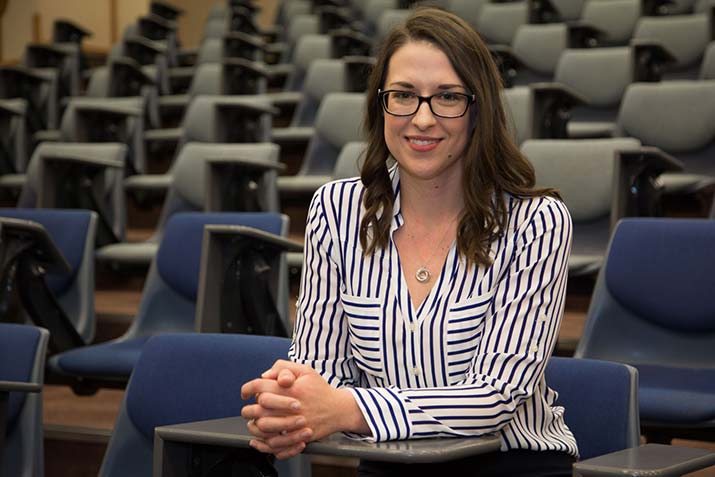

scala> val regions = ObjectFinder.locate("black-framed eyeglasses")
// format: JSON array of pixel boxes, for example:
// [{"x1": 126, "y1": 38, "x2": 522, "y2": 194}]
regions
[{"x1": 378, "y1": 89, "x2": 476, "y2": 118}]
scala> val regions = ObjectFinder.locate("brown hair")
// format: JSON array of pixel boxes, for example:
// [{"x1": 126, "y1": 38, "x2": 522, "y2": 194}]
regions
[{"x1": 359, "y1": 6, "x2": 558, "y2": 267}]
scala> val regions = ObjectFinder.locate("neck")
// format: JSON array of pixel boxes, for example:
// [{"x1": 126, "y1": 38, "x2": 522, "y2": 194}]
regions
[{"x1": 399, "y1": 169, "x2": 464, "y2": 226}]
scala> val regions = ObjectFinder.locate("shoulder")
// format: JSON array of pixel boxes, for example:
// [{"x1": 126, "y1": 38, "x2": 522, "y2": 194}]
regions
[
  {"x1": 505, "y1": 194, "x2": 572, "y2": 236},
  {"x1": 308, "y1": 176, "x2": 365, "y2": 228}
]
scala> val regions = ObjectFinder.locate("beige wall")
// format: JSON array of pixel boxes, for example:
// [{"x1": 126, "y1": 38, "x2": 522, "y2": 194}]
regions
[
  {"x1": 1, "y1": 0, "x2": 279, "y2": 62},
  {"x1": 2, "y1": 0, "x2": 34, "y2": 62}
]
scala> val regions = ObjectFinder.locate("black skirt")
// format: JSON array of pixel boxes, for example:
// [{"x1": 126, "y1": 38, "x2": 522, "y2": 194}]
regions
[{"x1": 357, "y1": 449, "x2": 575, "y2": 477}]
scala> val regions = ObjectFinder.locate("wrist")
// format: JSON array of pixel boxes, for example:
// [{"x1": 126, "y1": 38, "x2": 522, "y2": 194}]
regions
[{"x1": 335, "y1": 388, "x2": 370, "y2": 435}]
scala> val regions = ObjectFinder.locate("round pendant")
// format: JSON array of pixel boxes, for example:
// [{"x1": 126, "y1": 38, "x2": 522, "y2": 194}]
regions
[{"x1": 415, "y1": 267, "x2": 431, "y2": 283}]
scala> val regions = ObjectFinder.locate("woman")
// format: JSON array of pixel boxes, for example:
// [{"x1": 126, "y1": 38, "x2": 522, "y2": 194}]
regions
[{"x1": 241, "y1": 7, "x2": 576, "y2": 475}]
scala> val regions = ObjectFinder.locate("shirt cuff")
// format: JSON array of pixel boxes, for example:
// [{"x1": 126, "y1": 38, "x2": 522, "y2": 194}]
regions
[{"x1": 347, "y1": 387, "x2": 412, "y2": 442}]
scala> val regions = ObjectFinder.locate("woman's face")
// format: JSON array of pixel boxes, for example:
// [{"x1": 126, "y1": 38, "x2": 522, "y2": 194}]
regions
[{"x1": 382, "y1": 40, "x2": 472, "y2": 184}]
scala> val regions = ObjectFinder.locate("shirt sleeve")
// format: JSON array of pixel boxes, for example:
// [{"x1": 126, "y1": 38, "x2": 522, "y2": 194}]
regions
[
  {"x1": 348, "y1": 198, "x2": 573, "y2": 442},
  {"x1": 289, "y1": 186, "x2": 361, "y2": 389}
]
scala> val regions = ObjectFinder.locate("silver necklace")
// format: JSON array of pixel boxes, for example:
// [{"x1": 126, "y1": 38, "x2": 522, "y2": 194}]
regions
[{"x1": 412, "y1": 215, "x2": 460, "y2": 284}]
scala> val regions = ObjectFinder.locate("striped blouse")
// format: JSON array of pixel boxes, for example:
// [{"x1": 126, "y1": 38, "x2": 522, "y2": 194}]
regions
[{"x1": 289, "y1": 166, "x2": 578, "y2": 457}]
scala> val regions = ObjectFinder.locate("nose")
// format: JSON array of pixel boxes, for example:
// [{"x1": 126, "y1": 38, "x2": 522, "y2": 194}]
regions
[{"x1": 411, "y1": 100, "x2": 436, "y2": 130}]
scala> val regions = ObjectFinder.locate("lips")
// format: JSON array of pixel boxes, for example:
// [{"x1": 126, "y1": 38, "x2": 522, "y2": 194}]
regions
[{"x1": 406, "y1": 136, "x2": 442, "y2": 152}]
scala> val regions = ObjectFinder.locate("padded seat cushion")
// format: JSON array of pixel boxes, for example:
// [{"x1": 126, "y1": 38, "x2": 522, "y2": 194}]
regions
[
  {"x1": 0, "y1": 324, "x2": 41, "y2": 431},
  {"x1": 637, "y1": 364, "x2": 715, "y2": 423},
  {"x1": 0, "y1": 209, "x2": 91, "y2": 295},
  {"x1": 156, "y1": 212, "x2": 283, "y2": 301},
  {"x1": 606, "y1": 219, "x2": 715, "y2": 332},
  {"x1": 50, "y1": 336, "x2": 152, "y2": 378},
  {"x1": 126, "y1": 334, "x2": 290, "y2": 439}
]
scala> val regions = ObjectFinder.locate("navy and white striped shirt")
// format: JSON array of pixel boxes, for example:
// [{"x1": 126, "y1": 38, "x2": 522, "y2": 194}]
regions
[{"x1": 289, "y1": 167, "x2": 578, "y2": 456}]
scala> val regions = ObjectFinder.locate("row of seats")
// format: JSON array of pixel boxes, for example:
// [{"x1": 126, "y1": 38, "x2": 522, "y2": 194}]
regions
[
  {"x1": 2, "y1": 0, "x2": 715, "y2": 475},
  {"x1": 3, "y1": 211, "x2": 715, "y2": 475}
]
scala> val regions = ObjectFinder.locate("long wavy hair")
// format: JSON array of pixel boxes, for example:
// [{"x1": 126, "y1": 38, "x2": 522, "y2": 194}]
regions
[{"x1": 359, "y1": 6, "x2": 558, "y2": 267}]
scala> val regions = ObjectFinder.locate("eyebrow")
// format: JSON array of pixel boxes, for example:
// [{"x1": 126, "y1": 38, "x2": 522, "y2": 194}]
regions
[{"x1": 388, "y1": 81, "x2": 467, "y2": 91}]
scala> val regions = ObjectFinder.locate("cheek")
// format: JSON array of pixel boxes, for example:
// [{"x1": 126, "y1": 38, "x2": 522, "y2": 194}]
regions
[{"x1": 383, "y1": 117, "x2": 402, "y2": 149}]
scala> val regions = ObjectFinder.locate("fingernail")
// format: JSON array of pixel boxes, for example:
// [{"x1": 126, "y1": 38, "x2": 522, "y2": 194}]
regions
[
  {"x1": 296, "y1": 417, "x2": 306, "y2": 426},
  {"x1": 281, "y1": 430, "x2": 288, "y2": 435},
  {"x1": 301, "y1": 430, "x2": 311, "y2": 439},
  {"x1": 290, "y1": 401, "x2": 301, "y2": 410},
  {"x1": 249, "y1": 440, "x2": 256, "y2": 448},
  {"x1": 261, "y1": 371, "x2": 270, "y2": 377}
]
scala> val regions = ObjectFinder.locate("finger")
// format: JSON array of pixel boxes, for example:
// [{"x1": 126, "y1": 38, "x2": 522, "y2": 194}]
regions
[
  {"x1": 249, "y1": 439, "x2": 279, "y2": 455},
  {"x1": 254, "y1": 415, "x2": 307, "y2": 434},
  {"x1": 261, "y1": 368, "x2": 279, "y2": 379},
  {"x1": 246, "y1": 419, "x2": 279, "y2": 440},
  {"x1": 265, "y1": 427, "x2": 313, "y2": 449},
  {"x1": 274, "y1": 442, "x2": 306, "y2": 460},
  {"x1": 257, "y1": 392, "x2": 301, "y2": 412},
  {"x1": 276, "y1": 368, "x2": 297, "y2": 388},
  {"x1": 242, "y1": 404, "x2": 296, "y2": 421},
  {"x1": 263, "y1": 360, "x2": 314, "y2": 378},
  {"x1": 241, "y1": 378, "x2": 284, "y2": 400}
]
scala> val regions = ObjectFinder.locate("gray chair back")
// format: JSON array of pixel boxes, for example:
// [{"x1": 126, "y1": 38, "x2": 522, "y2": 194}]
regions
[
  {"x1": 615, "y1": 81, "x2": 715, "y2": 175},
  {"x1": 334, "y1": 141, "x2": 367, "y2": 179},
  {"x1": 300, "y1": 92, "x2": 366, "y2": 176},
  {"x1": 155, "y1": 142, "x2": 281, "y2": 241},
  {"x1": 284, "y1": 34, "x2": 332, "y2": 92},
  {"x1": 446, "y1": 0, "x2": 488, "y2": 28},
  {"x1": 581, "y1": 0, "x2": 640, "y2": 46},
  {"x1": 699, "y1": 41, "x2": 715, "y2": 79},
  {"x1": 521, "y1": 137, "x2": 642, "y2": 275},
  {"x1": 476, "y1": 1, "x2": 528, "y2": 45},
  {"x1": 18, "y1": 142, "x2": 127, "y2": 245},
  {"x1": 633, "y1": 12, "x2": 712, "y2": 76},
  {"x1": 291, "y1": 58, "x2": 346, "y2": 127},
  {"x1": 512, "y1": 23, "x2": 568, "y2": 77}
]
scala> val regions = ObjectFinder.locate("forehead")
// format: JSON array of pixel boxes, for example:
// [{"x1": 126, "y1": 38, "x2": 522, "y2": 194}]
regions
[{"x1": 385, "y1": 40, "x2": 463, "y2": 87}]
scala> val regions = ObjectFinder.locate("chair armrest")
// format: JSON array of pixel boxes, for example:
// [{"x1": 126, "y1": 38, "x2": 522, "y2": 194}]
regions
[
  {"x1": 34, "y1": 129, "x2": 63, "y2": 143},
  {"x1": 630, "y1": 39, "x2": 677, "y2": 82},
  {"x1": 266, "y1": 63, "x2": 295, "y2": 79},
  {"x1": 204, "y1": 157, "x2": 285, "y2": 212},
  {"x1": 207, "y1": 225, "x2": 302, "y2": 253},
  {"x1": 144, "y1": 127, "x2": 182, "y2": 148},
  {"x1": 573, "y1": 443, "x2": 715, "y2": 477},
  {"x1": 271, "y1": 126, "x2": 314, "y2": 144},
  {"x1": 123, "y1": 174, "x2": 172, "y2": 192},
  {"x1": 158, "y1": 95, "x2": 190, "y2": 108},
  {"x1": 611, "y1": 146, "x2": 683, "y2": 226},
  {"x1": 195, "y1": 225, "x2": 302, "y2": 336},
  {"x1": 266, "y1": 90, "x2": 302, "y2": 108},
  {"x1": 0, "y1": 381, "x2": 42, "y2": 393},
  {"x1": 70, "y1": 102, "x2": 142, "y2": 118},
  {"x1": 530, "y1": 82, "x2": 587, "y2": 139}
]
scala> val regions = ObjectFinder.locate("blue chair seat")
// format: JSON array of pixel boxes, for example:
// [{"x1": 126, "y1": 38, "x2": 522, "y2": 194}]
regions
[
  {"x1": 51, "y1": 337, "x2": 151, "y2": 377},
  {"x1": 637, "y1": 364, "x2": 715, "y2": 424}
]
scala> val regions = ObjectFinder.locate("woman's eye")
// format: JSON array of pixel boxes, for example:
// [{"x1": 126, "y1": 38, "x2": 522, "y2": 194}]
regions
[{"x1": 437, "y1": 93, "x2": 459, "y2": 103}]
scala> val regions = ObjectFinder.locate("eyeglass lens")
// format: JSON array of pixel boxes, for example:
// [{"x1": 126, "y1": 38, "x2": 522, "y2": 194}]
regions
[{"x1": 383, "y1": 91, "x2": 470, "y2": 117}]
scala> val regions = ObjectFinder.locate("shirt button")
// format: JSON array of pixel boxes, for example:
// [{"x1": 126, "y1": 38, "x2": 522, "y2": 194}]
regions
[
  {"x1": 539, "y1": 314, "x2": 548, "y2": 322},
  {"x1": 531, "y1": 343, "x2": 539, "y2": 353},
  {"x1": 408, "y1": 323, "x2": 416, "y2": 332},
  {"x1": 412, "y1": 366, "x2": 421, "y2": 376}
]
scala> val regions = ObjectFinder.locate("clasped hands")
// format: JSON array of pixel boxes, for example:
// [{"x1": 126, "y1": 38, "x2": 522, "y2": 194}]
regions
[{"x1": 240, "y1": 360, "x2": 366, "y2": 459}]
